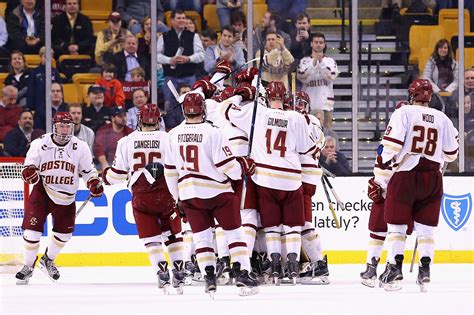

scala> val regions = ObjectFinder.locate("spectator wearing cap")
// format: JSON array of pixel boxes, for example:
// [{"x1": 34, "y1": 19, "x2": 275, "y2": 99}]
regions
[
  {"x1": 94, "y1": 106, "x2": 132, "y2": 170},
  {"x1": 82, "y1": 85, "x2": 111, "y2": 132},
  {"x1": 3, "y1": 110, "x2": 44, "y2": 157},
  {"x1": 115, "y1": 0, "x2": 166, "y2": 35},
  {"x1": 0, "y1": 86, "x2": 22, "y2": 142},
  {"x1": 51, "y1": 0, "x2": 95, "y2": 58},
  {"x1": 68, "y1": 103, "x2": 95, "y2": 152},
  {"x1": 157, "y1": 9, "x2": 205, "y2": 129},
  {"x1": 6, "y1": 0, "x2": 45, "y2": 54},
  {"x1": 95, "y1": 11, "x2": 132, "y2": 66},
  {"x1": 113, "y1": 34, "x2": 150, "y2": 82},
  {"x1": 95, "y1": 63, "x2": 126, "y2": 108},
  {"x1": 26, "y1": 46, "x2": 62, "y2": 131}
]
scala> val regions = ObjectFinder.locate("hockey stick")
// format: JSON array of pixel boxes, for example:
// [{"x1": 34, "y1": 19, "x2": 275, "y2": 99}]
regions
[
  {"x1": 240, "y1": 45, "x2": 265, "y2": 209},
  {"x1": 75, "y1": 181, "x2": 103, "y2": 218},
  {"x1": 322, "y1": 175, "x2": 345, "y2": 211},
  {"x1": 321, "y1": 175, "x2": 341, "y2": 229},
  {"x1": 321, "y1": 166, "x2": 336, "y2": 179}
]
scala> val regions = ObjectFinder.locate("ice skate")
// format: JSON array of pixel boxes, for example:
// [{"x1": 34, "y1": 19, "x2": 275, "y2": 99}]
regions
[
  {"x1": 184, "y1": 261, "x2": 194, "y2": 285},
  {"x1": 299, "y1": 255, "x2": 330, "y2": 285},
  {"x1": 39, "y1": 251, "x2": 60, "y2": 282},
  {"x1": 416, "y1": 257, "x2": 431, "y2": 293},
  {"x1": 204, "y1": 265, "x2": 217, "y2": 299},
  {"x1": 172, "y1": 260, "x2": 185, "y2": 294},
  {"x1": 286, "y1": 253, "x2": 299, "y2": 285},
  {"x1": 257, "y1": 252, "x2": 272, "y2": 284},
  {"x1": 15, "y1": 265, "x2": 34, "y2": 285},
  {"x1": 270, "y1": 253, "x2": 283, "y2": 286},
  {"x1": 216, "y1": 256, "x2": 231, "y2": 285},
  {"x1": 233, "y1": 262, "x2": 259, "y2": 296},
  {"x1": 191, "y1": 254, "x2": 204, "y2": 282},
  {"x1": 360, "y1": 257, "x2": 380, "y2": 288},
  {"x1": 379, "y1": 254, "x2": 404, "y2": 291},
  {"x1": 157, "y1": 261, "x2": 171, "y2": 294}
]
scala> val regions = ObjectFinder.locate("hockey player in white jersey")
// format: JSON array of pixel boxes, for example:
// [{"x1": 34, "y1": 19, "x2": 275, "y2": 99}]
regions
[
  {"x1": 377, "y1": 79, "x2": 459, "y2": 291},
  {"x1": 217, "y1": 80, "x2": 316, "y2": 284},
  {"x1": 164, "y1": 93, "x2": 259, "y2": 297},
  {"x1": 103, "y1": 104, "x2": 185, "y2": 294},
  {"x1": 15, "y1": 112, "x2": 102, "y2": 285},
  {"x1": 297, "y1": 32, "x2": 338, "y2": 130}
]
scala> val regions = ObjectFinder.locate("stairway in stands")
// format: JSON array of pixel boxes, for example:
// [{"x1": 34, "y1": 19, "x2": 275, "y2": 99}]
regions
[{"x1": 307, "y1": 0, "x2": 413, "y2": 173}]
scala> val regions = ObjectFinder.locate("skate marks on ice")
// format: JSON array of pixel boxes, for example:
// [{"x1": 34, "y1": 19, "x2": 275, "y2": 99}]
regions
[{"x1": 0, "y1": 265, "x2": 472, "y2": 314}]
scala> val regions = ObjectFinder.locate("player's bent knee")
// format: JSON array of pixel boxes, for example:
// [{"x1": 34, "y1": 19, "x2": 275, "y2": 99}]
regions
[
  {"x1": 141, "y1": 235, "x2": 162, "y2": 245},
  {"x1": 414, "y1": 221, "x2": 435, "y2": 236},
  {"x1": 24, "y1": 229, "x2": 42, "y2": 242},
  {"x1": 53, "y1": 232, "x2": 72, "y2": 242},
  {"x1": 387, "y1": 223, "x2": 408, "y2": 234}
]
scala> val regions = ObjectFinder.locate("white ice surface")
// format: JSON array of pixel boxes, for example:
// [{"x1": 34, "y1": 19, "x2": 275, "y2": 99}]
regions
[{"x1": 1, "y1": 264, "x2": 472, "y2": 315}]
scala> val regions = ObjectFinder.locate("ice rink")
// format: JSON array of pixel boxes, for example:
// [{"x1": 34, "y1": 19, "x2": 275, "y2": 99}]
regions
[{"x1": 1, "y1": 264, "x2": 472, "y2": 314}]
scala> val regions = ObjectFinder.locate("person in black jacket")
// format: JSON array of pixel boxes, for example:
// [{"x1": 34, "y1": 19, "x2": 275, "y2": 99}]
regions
[
  {"x1": 6, "y1": 0, "x2": 44, "y2": 54},
  {"x1": 51, "y1": 0, "x2": 95, "y2": 58},
  {"x1": 4, "y1": 50, "x2": 30, "y2": 107},
  {"x1": 319, "y1": 136, "x2": 351, "y2": 176},
  {"x1": 3, "y1": 109, "x2": 44, "y2": 157},
  {"x1": 290, "y1": 13, "x2": 312, "y2": 61},
  {"x1": 112, "y1": 35, "x2": 150, "y2": 82}
]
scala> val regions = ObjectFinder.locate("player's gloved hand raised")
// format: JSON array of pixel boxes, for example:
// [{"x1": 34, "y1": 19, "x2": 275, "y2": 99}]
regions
[
  {"x1": 234, "y1": 67, "x2": 259, "y2": 84},
  {"x1": 367, "y1": 177, "x2": 383, "y2": 203},
  {"x1": 21, "y1": 165, "x2": 39, "y2": 185},
  {"x1": 236, "y1": 156, "x2": 256, "y2": 176},
  {"x1": 214, "y1": 60, "x2": 232, "y2": 75},
  {"x1": 192, "y1": 78, "x2": 217, "y2": 99},
  {"x1": 87, "y1": 178, "x2": 104, "y2": 197},
  {"x1": 235, "y1": 85, "x2": 256, "y2": 102}
]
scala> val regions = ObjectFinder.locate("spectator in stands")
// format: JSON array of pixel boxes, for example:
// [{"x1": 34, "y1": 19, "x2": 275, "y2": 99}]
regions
[
  {"x1": 113, "y1": 35, "x2": 150, "y2": 82},
  {"x1": 3, "y1": 109, "x2": 44, "y2": 157},
  {"x1": 95, "y1": 64, "x2": 126, "y2": 108},
  {"x1": 465, "y1": 94, "x2": 474, "y2": 123},
  {"x1": 0, "y1": 16, "x2": 9, "y2": 57},
  {"x1": 165, "y1": 0, "x2": 202, "y2": 16},
  {"x1": 50, "y1": 82, "x2": 68, "y2": 114},
  {"x1": 319, "y1": 136, "x2": 350, "y2": 176},
  {"x1": 0, "y1": 86, "x2": 22, "y2": 142},
  {"x1": 254, "y1": 11, "x2": 291, "y2": 51},
  {"x1": 201, "y1": 29, "x2": 218, "y2": 51},
  {"x1": 314, "y1": 108, "x2": 339, "y2": 150},
  {"x1": 4, "y1": 50, "x2": 30, "y2": 107},
  {"x1": 51, "y1": 0, "x2": 94, "y2": 58},
  {"x1": 131, "y1": 66, "x2": 146, "y2": 82},
  {"x1": 157, "y1": 9, "x2": 205, "y2": 129},
  {"x1": 116, "y1": 0, "x2": 166, "y2": 35},
  {"x1": 26, "y1": 46, "x2": 62, "y2": 131},
  {"x1": 185, "y1": 16, "x2": 197, "y2": 33},
  {"x1": 423, "y1": 39, "x2": 458, "y2": 94},
  {"x1": 178, "y1": 84, "x2": 191, "y2": 95},
  {"x1": 95, "y1": 12, "x2": 132, "y2": 66},
  {"x1": 267, "y1": 0, "x2": 308, "y2": 24},
  {"x1": 204, "y1": 25, "x2": 245, "y2": 75},
  {"x1": 50, "y1": 0, "x2": 67, "y2": 19},
  {"x1": 5, "y1": 0, "x2": 40, "y2": 19},
  {"x1": 6, "y1": 0, "x2": 44, "y2": 54},
  {"x1": 298, "y1": 33, "x2": 338, "y2": 130},
  {"x1": 290, "y1": 13, "x2": 312, "y2": 61},
  {"x1": 217, "y1": 0, "x2": 243, "y2": 31},
  {"x1": 68, "y1": 103, "x2": 94, "y2": 152},
  {"x1": 447, "y1": 67, "x2": 474, "y2": 118},
  {"x1": 256, "y1": 31, "x2": 294, "y2": 89},
  {"x1": 137, "y1": 16, "x2": 169, "y2": 60},
  {"x1": 82, "y1": 85, "x2": 111, "y2": 132},
  {"x1": 94, "y1": 106, "x2": 132, "y2": 170},
  {"x1": 231, "y1": 10, "x2": 246, "y2": 50},
  {"x1": 126, "y1": 88, "x2": 147, "y2": 130}
]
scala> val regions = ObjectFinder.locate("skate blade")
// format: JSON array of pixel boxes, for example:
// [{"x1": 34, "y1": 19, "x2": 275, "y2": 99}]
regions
[
  {"x1": 175, "y1": 285, "x2": 184, "y2": 295},
  {"x1": 184, "y1": 276, "x2": 193, "y2": 285},
  {"x1": 273, "y1": 277, "x2": 282, "y2": 286},
  {"x1": 301, "y1": 276, "x2": 330, "y2": 285},
  {"x1": 382, "y1": 280, "x2": 402, "y2": 291},
  {"x1": 16, "y1": 278, "x2": 30, "y2": 285},
  {"x1": 217, "y1": 273, "x2": 230, "y2": 285},
  {"x1": 417, "y1": 279, "x2": 429, "y2": 293},
  {"x1": 360, "y1": 277, "x2": 376, "y2": 288},
  {"x1": 38, "y1": 264, "x2": 58, "y2": 283},
  {"x1": 159, "y1": 283, "x2": 171, "y2": 295},
  {"x1": 239, "y1": 286, "x2": 259, "y2": 296}
]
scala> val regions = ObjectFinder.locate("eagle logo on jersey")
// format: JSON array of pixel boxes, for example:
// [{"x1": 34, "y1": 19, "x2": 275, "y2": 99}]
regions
[{"x1": 441, "y1": 193, "x2": 472, "y2": 231}]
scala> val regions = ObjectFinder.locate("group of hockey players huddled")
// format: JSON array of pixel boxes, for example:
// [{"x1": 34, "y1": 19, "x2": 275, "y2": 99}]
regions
[{"x1": 15, "y1": 57, "x2": 459, "y2": 297}]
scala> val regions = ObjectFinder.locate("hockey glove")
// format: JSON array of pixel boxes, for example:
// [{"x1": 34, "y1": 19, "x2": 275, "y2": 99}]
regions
[
  {"x1": 21, "y1": 165, "x2": 39, "y2": 185},
  {"x1": 236, "y1": 156, "x2": 256, "y2": 176},
  {"x1": 235, "y1": 85, "x2": 256, "y2": 102},
  {"x1": 367, "y1": 177, "x2": 383, "y2": 203},
  {"x1": 192, "y1": 78, "x2": 217, "y2": 99},
  {"x1": 214, "y1": 60, "x2": 232, "y2": 75},
  {"x1": 87, "y1": 178, "x2": 104, "y2": 198},
  {"x1": 176, "y1": 201, "x2": 186, "y2": 219},
  {"x1": 234, "y1": 67, "x2": 259, "y2": 84}
]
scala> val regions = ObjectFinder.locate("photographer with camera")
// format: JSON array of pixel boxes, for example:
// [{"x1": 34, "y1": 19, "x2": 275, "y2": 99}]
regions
[{"x1": 290, "y1": 13, "x2": 312, "y2": 60}]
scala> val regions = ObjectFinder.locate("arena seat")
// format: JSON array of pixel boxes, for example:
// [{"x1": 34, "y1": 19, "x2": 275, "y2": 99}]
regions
[
  {"x1": 456, "y1": 48, "x2": 474, "y2": 69},
  {"x1": 92, "y1": 20, "x2": 109, "y2": 35},
  {"x1": 203, "y1": 4, "x2": 219, "y2": 31},
  {"x1": 72, "y1": 73, "x2": 101, "y2": 85},
  {"x1": 438, "y1": 9, "x2": 471, "y2": 46},
  {"x1": 80, "y1": 0, "x2": 112, "y2": 20},
  {"x1": 409, "y1": 25, "x2": 445, "y2": 65},
  {"x1": 62, "y1": 83, "x2": 82, "y2": 103}
]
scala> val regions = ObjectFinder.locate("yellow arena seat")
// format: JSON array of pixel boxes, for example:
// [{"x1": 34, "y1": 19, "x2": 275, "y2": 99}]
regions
[
  {"x1": 92, "y1": 20, "x2": 109, "y2": 35},
  {"x1": 63, "y1": 83, "x2": 82, "y2": 103},
  {"x1": 72, "y1": 73, "x2": 101, "y2": 85},
  {"x1": 409, "y1": 25, "x2": 445, "y2": 65},
  {"x1": 80, "y1": 0, "x2": 112, "y2": 20},
  {"x1": 203, "y1": 4, "x2": 219, "y2": 31},
  {"x1": 456, "y1": 48, "x2": 474, "y2": 69}
]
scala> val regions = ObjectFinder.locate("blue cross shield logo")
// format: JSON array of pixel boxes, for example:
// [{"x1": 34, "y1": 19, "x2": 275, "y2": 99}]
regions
[{"x1": 441, "y1": 193, "x2": 472, "y2": 231}]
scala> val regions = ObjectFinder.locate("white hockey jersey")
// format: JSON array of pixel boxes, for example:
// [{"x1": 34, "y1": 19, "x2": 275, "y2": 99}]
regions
[
  {"x1": 105, "y1": 130, "x2": 168, "y2": 188},
  {"x1": 300, "y1": 113, "x2": 325, "y2": 185},
  {"x1": 24, "y1": 134, "x2": 98, "y2": 205},
  {"x1": 297, "y1": 55, "x2": 338, "y2": 112},
  {"x1": 380, "y1": 105, "x2": 459, "y2": 172},
  {"x1": 221, "y1": 103, "x2": 316, "y2": 191},
  {"x1": 164, "y1": 121, "x2": 243, "y2": 201}
]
